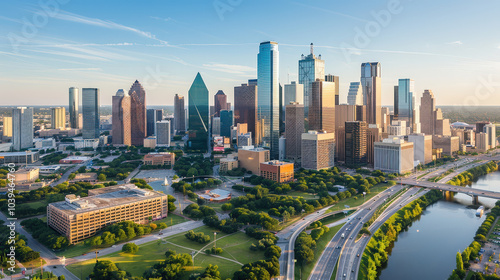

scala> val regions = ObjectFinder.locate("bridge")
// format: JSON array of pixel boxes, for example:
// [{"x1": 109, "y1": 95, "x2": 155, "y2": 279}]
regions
[{"x1": 400, "y1": 178, "x2": 500, "y2": 203}]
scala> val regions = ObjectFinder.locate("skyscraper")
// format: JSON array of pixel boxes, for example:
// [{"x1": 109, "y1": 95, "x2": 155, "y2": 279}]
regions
[
  {"x1": 285, "y1": 102, "x2": 304, "y2": 161},
  {"x1": 188, "y1": 73, "x2": 209, "y2": 151},
  {"x1": 12, "y1": 107, "x2": 33, "y2": 151},
  {"x1": 257, "y1": 41, "x2": 280, "y2": 159},
  {"x1": 51, "y1": 107, "x2": 66, "y2": 129},
  {"x1": 284, "y1": 81, "x2": 304, "y2": 108},
  {"x1": 2, "y1": 117, "x2": 12, "y2": 138},
  {"x1": 82, "y1": 88, "x2": 100, "y2": 139},
  {"x1": 299, "y1": 43, "x2": 325, "y2": 115},
  {"x1": 308, "y1": 80, "x2": 336, "y2": 133},
  {"x1": 220, "y1": 110, "x2": 233, "y2": 138},
  {"x1": 301, "y1": 131, "x2": 335, "y2": 170},
  {"x1": 156, "y1": 120, "x2": 171, "y2": 147},
  {"x1": 214, "y1": 90, "x2": 227, "y2": 117},
  {"x1": 174, "y1": 94, "x2": 185, "y2": 134},
  {"x1": 147, "y1": 109, "x2": 163, "y2": 136},
  {"x1": 325, "y1": 74, "x2": 340, "y2": 105},
  {"x1": 234, "y1": 80, "x2": 258, "y2": 145},
  {"x1": 345, "y1": 121, "x2": 367, "y2": 166},
  {"x1": 396, "y1": 79, "x2": 418, "y2": 133},
  {"x1": 69, "y1": 87, "x2": 79, "y2": 129},
  {"x1": 129, "y1": 80, "x2": 146, "y2": 146},
  {"x1": 347, "y1": 82, "x2": 363, "y2": 106},
  {"x1": 420, "y1": 90, "x2": 436, "y2": 135},
  {"x1": 361, "y1": 62, "x2": 381, "y2": 126},
  {"x1": 112, "y1": 89, "x2": 131, "y2": 146}
]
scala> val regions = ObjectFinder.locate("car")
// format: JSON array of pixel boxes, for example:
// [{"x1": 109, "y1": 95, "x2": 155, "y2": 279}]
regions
[
  {"x1": 344, "y1": 274, "x2": 347, "y2": 277},
  {"x1": 337, "y1": 246, "x2": 341, "y2": 249},
  {"x1": 369, "y1": 207, "x2": 372, "y2": 210},
  {"x1": 352, "y1": 269, "x2": 355, "y2": 272},
  {"x1": 357, "y1": 254, "x2": 360, "y2": 257},
  {"x1": 349, "y1": 222, "x2": 352, "y2": 225},
  {"x1": 350, "y1": 237, "x2": 353, "y2": 239},
  {"x1": 112, "y1": 245, "x2": 117, "y2": 248},
  {"x1": 53, "y1": 266, "x2": 57, "y2": 269}
]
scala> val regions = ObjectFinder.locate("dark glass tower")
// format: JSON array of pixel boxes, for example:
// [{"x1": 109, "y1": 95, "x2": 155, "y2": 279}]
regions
[
  {"x1": 147, "y1": 109, "x2": 163, "y2": 136},
  {"x1": 82, "y1": 88, "x2": 100, "y2": 139},
  {"x1": 129, "y1": 80, "x2": 146, "y2": 146},
  {"x1": 220, "y1": 110, "x2": 233, "y2": 138},
  {"x1": 214, "y1": 90, "x2": 227, "y2": 117},
  {"x1": 188, "y1": 73, "x2": 209, "y2": 151},
  {"x1": 69, "y1": 87, "x2": 79, "y2": 129}
]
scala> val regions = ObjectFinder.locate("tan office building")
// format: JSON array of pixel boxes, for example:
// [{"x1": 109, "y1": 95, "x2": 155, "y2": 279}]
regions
[
  {"x1": 301, "y1": 131, "x2": 335, "y2": 170},
  {"x1": 220, "y1": 158, "x2": 238, "y2": 173},
  {"x1": 432, "y1": 135, "x2": 460, "y2": 156},
  {"x1": 143, "y1": 152, "x2": 175, "y2": 166},
  {"x1": 14, "y1": 168, "x2": 39, "y2": 184},
  {"x1": 260, "y1": 160, "x2": 294, "y2": 183},
  {"x1": 47, "y1": 184, "x2": 168, "y2": 244},
  {"x1": 238, "y1": 147, "x2": 270, "y2": 175},
  {"x1": 374, "y1": 138, "x2": 414, "y2": 174}
]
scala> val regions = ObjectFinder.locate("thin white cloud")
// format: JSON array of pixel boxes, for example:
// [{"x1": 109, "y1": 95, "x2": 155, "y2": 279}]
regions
[
  {"x1": 150, "y1": 16, "x2": 175, "y2": 22},
  {"x1": 52, "y1": 10, "x2": 171, "y2": 46},
  {"x1": 202, "y1": 63, "x2": 256, "y2": 75},
  {"x1": 58, "y1": 68, "x2": 102, "y2": 71},
  {"x1": 448, "y1": 41, "x2": 463, "y2": 45}
]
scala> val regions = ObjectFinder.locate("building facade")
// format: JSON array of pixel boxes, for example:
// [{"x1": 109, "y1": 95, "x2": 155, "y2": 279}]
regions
[
  {"x1": 129, "y1": 81, "x2": 147, "y2": 146},
  {"x1": 12, "y1": 107, "x2": 33, "y2": 151},
  {"x1": 299, "y1": 43, "x2": 325, "y2": 115},
  {"x1": 308, "y1": 80, "x2": 336, "y2": 133},
  {"x1": 301, "y1": 131, "x2": 335, "y2": 170},
  {"x1": 188, "y1": 73, "x2": 209, "y2": 151},
  {"x1": 112, "y1": 89, "x2": 131, "y2": 146},
  {"x1": 408, "y1": 133, "x2": 433, "y2": 165},
  {"x1": 347, "y1": 82, "x2": 363, "y2": 106},
  {"x1": 156, "y1": 120, "x2": 171, "y2": 147},
  {"x1": 82, "y1": 88, "x2": 100, "y2": 139},
  {"x1": 238, "y1": 147, "x2": 270, "y2": 175},
  {"x1": 214, "y1": 90, "x2": 227, "y2": 117},
  {"x1": 361, "y1": 62, "x2": 381, "y2": 127},
  {"x1": 285, "y1": 102, "x2": 304, "y2": 161},
  {"x1": 143, "y1": 152, "x2": 175, "y2": 166},
  {"x1": 284, "y1": 81, "x2": 304, "y2": 110},
  {"x1": 374, "y1": 138, "x2": 414, "y2": 174},
  {"x1": 220, "y1": 110, "x2": 233, "y2": 138},
  {"x1": 260, "y1": 160, "x2": 294, "y2": 183},
  {"x1": 174, "y1": 94, "x2": 186, "y2": 134},
  {"x1": 147, "y1": 109, "x2": 163, "y2": 137},
  {"x1": 234, "y1": 80, "x2": 258, "y2": 145},
  {"x1": 345, "y1": 121, "x2": 367, "y2": 166},
  {"x1": 51, "y1": 107, "x2": 66, "y2": 130},
  {"x1": 69, "y1": 87, "x2": 79, "y2": 129}
]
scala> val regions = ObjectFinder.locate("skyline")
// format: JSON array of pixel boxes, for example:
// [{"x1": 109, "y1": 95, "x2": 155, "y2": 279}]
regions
[{"x1": 2, "y1": 0, "x2": 500, "y2": 106}]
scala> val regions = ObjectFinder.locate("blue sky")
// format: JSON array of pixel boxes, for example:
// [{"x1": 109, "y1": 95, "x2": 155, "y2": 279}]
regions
[{"x1": 1, "y1": 0, "x2": 500, "y2": 107}]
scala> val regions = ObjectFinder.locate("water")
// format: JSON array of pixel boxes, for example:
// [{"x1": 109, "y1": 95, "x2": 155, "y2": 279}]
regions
[{"x1": 377, "y1": 172, "x2": 500, "y2": 280}]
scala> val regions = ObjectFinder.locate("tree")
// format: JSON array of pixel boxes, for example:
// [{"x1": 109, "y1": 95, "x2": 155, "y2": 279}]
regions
[
  {"x1": 122, "y1": 243, "x2": 139, "y2": 254},
  {"x1": 456, "y1": 252, "x2": 464, "y2": 271},
  {"x1": 98, "y1": 173, "x2": 107, "y2": 181},
  {"x1": 58, "y1": 276, "x2": 66, "y2": 280},
  {"x1": 89, "y1": 260, "x2": 127, "y2": 280}
]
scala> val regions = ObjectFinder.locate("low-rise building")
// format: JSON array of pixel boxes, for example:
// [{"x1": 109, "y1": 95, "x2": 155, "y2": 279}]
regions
[
  {"x1": 74, "y1": 138, "x2": 99, "y2": 150},
  {"x1": 143, "y1": 152, "x2": 175, "y2": 166},
  {"x1": 73, "y1": 172, "x2": 98, "y2": 182},
  {"x1": 219, "y1": 157, "x2": 238, "y2": 173},
  {"x1": 198, "y1": 189, "x2": 231, "y2": 203},
  {"x1": 59, "y1": 156, "x2": 90, "y2": 164},
  {"x1": 34, "y1": 138, "x2": 56, "y2": 150},
  {"x1": 260, "y1": 160, "x2": 294, "y2": 183},
  {"x1": 39, "y1": 165, "x2": 61, "y2": 174},
  {"x1": 374, "y1": 137, "x2": 414, "y2": 174},
  {"x1": 14, "y1": 168, "x2": 39, "y2": 184},
  {"x1": 238, "y1": 147, "x2": 270, "y2": 175},
  {"x1": 0, "y1": 151, "x2": 39, "y2": 165},
  {"x1": 47, "y1": 184, "x2": 168, "y2": 243},
  {"x1": 143, "y1": 136, "x2": 157, "y2": 149}
]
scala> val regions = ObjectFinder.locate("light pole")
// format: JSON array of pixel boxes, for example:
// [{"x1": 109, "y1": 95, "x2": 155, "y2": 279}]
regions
[{"x1": 214, "y1": 232, "x2": 217, "y2": 248}]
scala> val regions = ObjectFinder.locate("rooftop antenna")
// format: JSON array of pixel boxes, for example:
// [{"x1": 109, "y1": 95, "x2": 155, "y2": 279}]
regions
[{"x1": 310, "y1": 43, "x2": 314, "y2": 55}]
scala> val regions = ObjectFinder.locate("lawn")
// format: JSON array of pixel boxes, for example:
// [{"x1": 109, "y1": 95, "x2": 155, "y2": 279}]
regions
[
  {"x1": 327, "y1": 183, "x2": 391, "y2": 212},
  {"x1": 315, "y1": 211, "x2": 355, "y2": 227},
  {"x1": 154, "y1": 213, "x2": 188, "y2": 227},
  {"x1": 295, "y1": 223, "x2": 345, "y2": 280},
  {"x1": 67, "y1": 227, "x2": 265, "y2": 280},
  {"x1": 288, "y1": 191, "x2": 319, "y2": 200}
]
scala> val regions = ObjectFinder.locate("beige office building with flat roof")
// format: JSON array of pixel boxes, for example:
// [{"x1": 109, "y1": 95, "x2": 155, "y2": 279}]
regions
[
  {"x1": 301, "y1": 131, "x2": 335, "y2": 170},
  {"x1": 238, "y1": 147, "x2": 270, "y2": 175},
  {"x1": 47, "y1": 184, "x2": 168, "y2": 243}
]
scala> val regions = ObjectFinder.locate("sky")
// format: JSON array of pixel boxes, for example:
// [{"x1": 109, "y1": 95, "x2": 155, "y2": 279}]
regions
[{"x1": 1, "y1": 0, "x2": 500, "y2": 107}]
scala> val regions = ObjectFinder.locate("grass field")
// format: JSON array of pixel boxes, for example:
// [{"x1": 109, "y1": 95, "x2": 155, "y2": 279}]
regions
[
  {"x1": 67, "y1": 226, "x2": 264, "y2": 280},
  {"x1": 288, "y1": 191, "x2": 319, "y2": 200},
  {"x1": 295, "y1": 223, "x2": 345, "y2": 280},
  {"x1": 57, "y1": 213, "x2": 189, "y2": 258},
  {"x1": 327, "y1": 183, "x2": 391, "y2": 212}
]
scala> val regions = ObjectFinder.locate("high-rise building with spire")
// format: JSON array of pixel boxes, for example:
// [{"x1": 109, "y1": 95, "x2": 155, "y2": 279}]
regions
[
  {"x1": 214, "y1": 90, "x2": 227, "y2": 117},
  {"x1": 129, "y1": 80, "x2": 146, "y2": 146},
  {"x1": 299, "y1": 43, "x2": 325, "y2": 116},
  {"x1": 258, "y1": 41, "x2": 280, "y2": 159},
  {"x1": 112, "y1": 89, "x2": 131, "y2": 146},
  {"x1": 188, "y1": 73, "x2": 209, "y2": 151}
]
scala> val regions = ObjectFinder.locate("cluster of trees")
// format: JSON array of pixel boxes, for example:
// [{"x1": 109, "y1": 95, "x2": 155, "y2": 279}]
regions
[
  {"x1": 143, "y1": 249, "x2": 193, "y2": 279},
  {"x1": 233, "y1": 242, "x2": 281, "y2": 280},
  {"x1": 205, "y1": 247, "x2": 223, "y2": 255},
  {"x1": 0, "y1": 221, "x2": 40, "y2": 264},
  {"x1": 221, "y1": 167, "x2": 248, "y2": 177},
  {"x1": 172, "y1": 178, "x2": 222, "y2": 194},
  {"x1": 173, "y1": 155, "x2": 213, "y2": 178},
  {"x1": 122, "y1": 243, "x2": 139, "y2": 254},
  {"x1": 203, "y1": 215, "x2": 243, "y2": 234},
  {"x1": 245, "y1": 226, "x2": 279, "y2": 252},
  {"x1": 447, "y1": 201, "x2": 500, "y2": 280},
  {"x1": 183, "y1": 203, "x2": 217, "y2": 219},
  {"x1": 230, "y1": 208, "x2": 279, "y2": 230},
  {"x1": 42, "y1": 151, "x2": 67, "y2": 165},
  {"x1": 360, "y1": 190, "x2": 442, "y2": 280},
  {"x1": 189, "y1": 264, "x2": 224, "y2": 280},
  {"x1": 185, "y1": 230, "x2": 211, "y2": 244},
  {"x1": 130, "y1": 178, "x2": 153, "y2": 190},
  {"x1": 448, "y1": 161, "x2": 498, "y2": 186},
  {"x1": 93, "y1": 150, "x2": 142, "y2": 180},
  {"x1": 295, "y1": 232, "x2": 317, "y2": 264},
  {"x1": 20, "y1": 218, "x2": 69, "y2": 250},
  {"x1": 88, "y1": 221, "x2": 166, "y2": 247}
]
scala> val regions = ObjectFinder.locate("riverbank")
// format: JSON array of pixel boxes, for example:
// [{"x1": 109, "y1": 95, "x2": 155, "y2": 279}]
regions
[
  {"x1": 358, "y1": 189, "x2": 442, "y2": 280},
  {"x1": 447, "y1": 161, "x2": 498, "y2": 186}
]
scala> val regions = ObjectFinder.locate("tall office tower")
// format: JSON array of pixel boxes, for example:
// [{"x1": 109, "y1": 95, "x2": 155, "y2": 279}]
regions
[
  {"x1": 361, "y1": 62, "x2": 381, "y2": 126},
  {"x1": 227, "y1": 102, "x2": 231, "y2": 110},
  {"x1": 112, "y1": 89, "x2": 131, "y2": 146},
  {"x1": 285, "y1": 102, "x2": 304, "y2": 161},
  {"x1": 396, "y1": 79, "x2": 418, "y2": 132},
  {"x1": 12, "y1": 107, "x2": 33, "y2": 151},
  {"x1": 147, "y1": 109, "x2": 163, "y2": 136},
  {"x1": 476, "y1": 121, "x2": 489, "y2": 135},
  {"x1": 347, "y1": 82, "x2": 363, "y2": 106},
  {"x1": 82, "y1": 88, "x2": 100, "y2": 139},
  {"x1": 214, "y1": 90, "x2": 227, "y2": 117},
  {"x1": 345, "y1": 121, "x2": 367, "y2": 166},
  {"x1": 301, "y1": 131, "x2": 335, "y2": 170},
  {"x1": 129, "y1": 80, "x2": 147, "y2": 146},
  {"x1": 284, "y1": 82, "x2": 304, "y2": 109},
  {"x1": 299, "y1": 43, "x2": 325, "y2": 115},
  {"x1": 381, "y1": 107, "x2": 391, "y2": 133},
  {"x1": 220, "y1": 110, "x2": 233, "y2": 138},
  {"x1": 367, "y1": 125, "x2": 382, "y2": 165},
  {"x1": 408, "y1": 133, "x2": 433, "y2": 165},
  {"x1": 174, "y1": 94, "x2": 186, "y2": 134},
  {"x1": 156, "y1": 120, "x2": 171, "y2": 147},
  {"x1": 3, "y1": 116, "x2": 12, "y2": 138},
  {"x1": 188, "y1": 73, "x2": 209, "y2": 151},
  {"x1": 308, "y1": 80, "x2": 336, "y2": 133},
  {"x1": 235, "y1": 80, "x2": 258, "y2": 145},
  {"x1": 69, "y1": 87, "x2": 79, "y2": 129},
  {"x1": 393, "y1": 85, "x2": 399, "y2": 118},
  {"x1": 420, "y1": 90, "x2": 436, "y2": 135},
  {"x1": 212, "y1": 117, "x2": 221, "y2": 136},
  {"x1": 325, "y1": 74, "x2": 340, "y2": 105},
  {"x1": 257, "y1": 41, "x2": 280, "y2": 159},
  {"x1": 484, "y1": 123, "x2": 497, "y2": 148},
  {"x1": 335, "y1": 104, "x2": 366, "y2": 132},
  {"x1": 279, "y1": 83, "x2": 284, "y2": 135},
  {"x1": 51, "y1": 107, "x2": 66, "y2": 129}
]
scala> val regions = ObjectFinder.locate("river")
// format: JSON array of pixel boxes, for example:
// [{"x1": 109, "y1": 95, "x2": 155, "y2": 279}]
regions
[{"x1": 378, "y1": 172, "x2": 500, "y2": 280}]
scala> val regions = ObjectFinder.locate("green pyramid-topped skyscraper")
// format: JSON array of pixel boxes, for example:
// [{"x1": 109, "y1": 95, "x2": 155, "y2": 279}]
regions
[{"x1": 188, "y1": 72, "x2": 209, "y2": 151}]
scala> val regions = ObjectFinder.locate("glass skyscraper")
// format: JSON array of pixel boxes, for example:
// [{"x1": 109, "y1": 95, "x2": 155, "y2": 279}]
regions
[
  {"x1": 396, "y1": 78, "x2": 415, "y2": 127},
  {"x1": 147, "y1": 109, "x2": 163, "y2": 136},
  {"x1": 12, "y1": 107, "x2": 33, "y2": 151},
  {"x1": 299, "y1": 43, "x2": 325, "y2": 115},
  {"x1": 220, "y1": 110, "x2": 233, "y2": 138},
  {"x1": 82, "y1": 88, "x2": 100, "y2": 139},
  {"x1": 129, "y1": 80, "x2": 147, "y2": 146},
  {"x1": 361, "y1": 62, "x2": 381, "y2": 126},
  {"x1": 188, "y1": 72, "x2": 209, "y2": 151},
  {"x1": 258, "y1": 41, "x2": 280, "y2": 159},
  {"x1": 69, "y1": 87, "x2": 79, "y2": 129}
]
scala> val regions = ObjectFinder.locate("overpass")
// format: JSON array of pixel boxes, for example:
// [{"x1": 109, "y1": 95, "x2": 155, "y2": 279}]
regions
[{"x1": 400, "y1": 178, "x2": 500, "y2": 203}]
